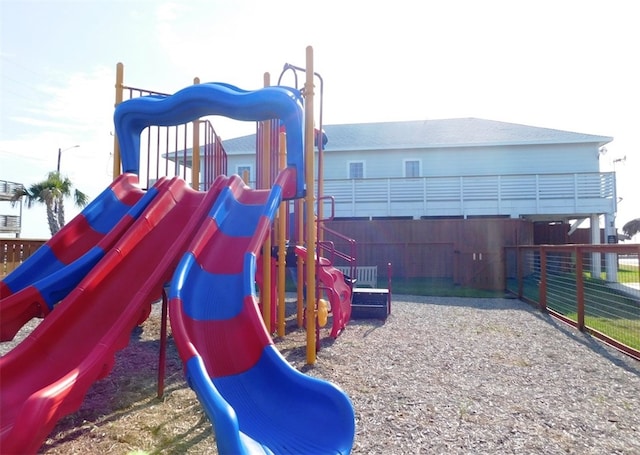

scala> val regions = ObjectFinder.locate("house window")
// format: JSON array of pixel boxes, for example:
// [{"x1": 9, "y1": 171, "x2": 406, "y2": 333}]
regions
[
  {"x1": 348, "y1": 161, "x2": 364, "y2": 179},
  {"x1": 404, "y1": 159, "x2": 420, "y2": 178},
  {"x1": 237, "y1": 165, "x2": 252, "y2": 183}
]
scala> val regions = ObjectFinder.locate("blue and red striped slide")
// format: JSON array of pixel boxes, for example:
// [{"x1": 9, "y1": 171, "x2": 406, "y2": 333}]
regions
[
  {"x1": 0, "y1": 174, "x2": 159, "y2": 341},
  {"x1": 169, "y1": 170, "x2": 355, "y2": 454}
]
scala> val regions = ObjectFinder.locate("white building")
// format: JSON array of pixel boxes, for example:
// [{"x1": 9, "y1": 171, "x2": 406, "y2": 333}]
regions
[
  {"x1": 0, "y1": 180, "x2": 22, "y2": 238},
  {"x1": 222, "y1": 118, "x2": 615, "y2": 235}
]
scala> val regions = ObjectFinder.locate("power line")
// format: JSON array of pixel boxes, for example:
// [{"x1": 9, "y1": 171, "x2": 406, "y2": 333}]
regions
[
  {"x1": 0, "y1": 149, "x2": 48, "y2": 163},
  {"x1": 0, "y1": 58, "x2": 49, "y2": 104},
  {"x1": 0, "y1": 55, "x2": 50, "y2": 80}
]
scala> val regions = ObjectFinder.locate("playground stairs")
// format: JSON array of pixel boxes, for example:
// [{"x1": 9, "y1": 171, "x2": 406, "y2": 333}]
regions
[{"x1": 351, "y1": 288, "x2": 390, "y2": 320}]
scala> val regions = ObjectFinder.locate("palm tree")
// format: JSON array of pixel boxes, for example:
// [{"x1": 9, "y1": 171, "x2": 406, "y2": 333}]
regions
[
  {"x1": 622, "y1": 218, "x2": 640, "y2": 240},
  {"x1": 11, "y1": 171, "x2": 89, "y2": 236}
]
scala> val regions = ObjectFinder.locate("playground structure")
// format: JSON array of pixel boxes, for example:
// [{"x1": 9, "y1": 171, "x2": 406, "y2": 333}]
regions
[
  {"x1": 110, "y1": 56, "x2": 360, "y2": 356},
  {"x1": 0, "y1": 47, "x2": 356, "y2": 454}
]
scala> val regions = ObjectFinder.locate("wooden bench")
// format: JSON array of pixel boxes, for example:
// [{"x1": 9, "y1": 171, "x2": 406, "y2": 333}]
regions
[{"x1": 335, "y1": 265, "x2": 378, "y2": 288}]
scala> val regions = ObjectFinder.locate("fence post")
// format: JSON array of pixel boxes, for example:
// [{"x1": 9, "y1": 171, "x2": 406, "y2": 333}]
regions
[
  {"x1": 575, "y1": 246, "x2": 585, "y2": 331},
  {"x1": 387, "y1": 262, "x2": 392, "y2": 314},
  {"x1": 539, "y1": 247, "x2": 547, "y2": 312},
  {"x1": 517, "y1": 247, "x2": 523, "y2": 299}
]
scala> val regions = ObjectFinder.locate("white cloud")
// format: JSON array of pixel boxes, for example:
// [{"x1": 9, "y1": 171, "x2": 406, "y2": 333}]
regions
[
  {"x1": 1, "y1": 65, "x2": 116, "y2": 238},
  {"x1": 2, "y1": 0, "x2": 638, "y2": 237}
]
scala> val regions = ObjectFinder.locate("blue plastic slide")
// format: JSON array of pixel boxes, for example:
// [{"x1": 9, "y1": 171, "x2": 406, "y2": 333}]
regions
[
  {"x1": 113, "y1": 81, "x2": 355, "y2": 454},
  {"x1": 169, "y1": 171, "x2": 355, "y2": 454}
]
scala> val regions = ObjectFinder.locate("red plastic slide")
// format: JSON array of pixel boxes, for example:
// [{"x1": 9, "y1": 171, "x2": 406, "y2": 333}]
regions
[
  {"x1": 0, "y1": 176, "x2": 227, "y2": 454},
  {"x1": 0, "y1": 177, "x2": 168, "y2": 342},
  {"x1": 0, "y1": 173, "x2": 145, "y2": 300},
  {"x1": 294, "y1": 245, "x2": 352, "y2": 338}
]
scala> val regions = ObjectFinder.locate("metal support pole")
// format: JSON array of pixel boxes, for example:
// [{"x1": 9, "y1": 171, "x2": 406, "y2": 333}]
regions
[
  {"x1": 191, "y1": 77, "x2": 201, "y2": 190},
  {"x1": 113, "y1": 62, "x2": 124, "y2": 180},
  {"x1": 304, "y1": 46, "x2": 317, "y2": 364},
  {"x1": 277, "y1": 133, "x2": 287, "y2": 337},
  {"x1": 261, "y1": 72, "x2": 272, "y2": 334}
]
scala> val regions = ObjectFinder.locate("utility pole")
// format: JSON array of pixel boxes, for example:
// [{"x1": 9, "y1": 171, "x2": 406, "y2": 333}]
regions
[{"x1": 57, "y1": 145, "x2": 80, "y2": 173}]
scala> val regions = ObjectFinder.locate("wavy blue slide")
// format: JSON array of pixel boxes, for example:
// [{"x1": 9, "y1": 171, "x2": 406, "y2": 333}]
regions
[{"x1": 112, "y1": 82, "x2": 355, "y2": 453}]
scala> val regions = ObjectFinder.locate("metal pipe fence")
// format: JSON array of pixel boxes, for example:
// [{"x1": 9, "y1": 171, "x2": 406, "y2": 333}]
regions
[{"x1": 506, "y1": 244, "x2": 640, "y2": 360}]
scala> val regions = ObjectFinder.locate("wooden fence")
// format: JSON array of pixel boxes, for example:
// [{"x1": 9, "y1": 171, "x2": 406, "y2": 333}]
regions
[
  {"x1": 1, "y1": 239, "x2": 46, "y2": 277},
  {"x1": 324, "y1": 218, "x2": 533, "y2": 290}
]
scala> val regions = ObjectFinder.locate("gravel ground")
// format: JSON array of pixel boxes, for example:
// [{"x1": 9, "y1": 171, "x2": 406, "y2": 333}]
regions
[
  {"x1": 302, "y1": 296, "x2": 640, "y2": 454},
  {"x1": 2, "y1": 295, "x2": 639, "y2": 454}
]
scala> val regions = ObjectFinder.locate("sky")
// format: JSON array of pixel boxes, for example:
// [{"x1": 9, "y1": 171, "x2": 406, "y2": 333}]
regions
[{"x1": 0, "y1": 0, "x2": 638, "y2": 239}]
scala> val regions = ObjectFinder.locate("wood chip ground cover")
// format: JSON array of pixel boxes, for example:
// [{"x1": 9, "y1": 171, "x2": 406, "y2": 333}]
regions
[{"x1": 2, "y1": 295, "x2": 639, "y2": 454}]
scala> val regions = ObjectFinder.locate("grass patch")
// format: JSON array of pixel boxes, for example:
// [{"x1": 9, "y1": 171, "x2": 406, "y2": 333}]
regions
[
  {"x1": 618, "y1": 264, "x2": 640, "y2": 284},
  {"x1": 287, "y1": 275, "x2": 504, "y2": 297},
  {"x1": 585, "y1": 264, "x2": 639, "y2": 283},
  {"x1": 585, "y1": 316, "x2": 640, "y2": 350},
  {"x1": 506, "y1": 273, "x2": 640, "y2": 351},
  {"x1": 554, "y1": 313, "x2": 640, "y2": 351},
  {"x1": 386, "y1": 277, "x2": 505, "y2": 298}
]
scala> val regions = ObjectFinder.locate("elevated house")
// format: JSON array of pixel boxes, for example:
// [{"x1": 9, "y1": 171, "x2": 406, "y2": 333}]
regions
[
  {"x1": 223, "y1": 118, "x2": 615, "y2": 225},
  {"x1": 220, "y1": 118, "x2": 616, "y2": 289},
  {"x1": 0, "y1": 180, "x2": 23, "y2": 238},
  {"x1": 177, "y1": 118, "x2": 616, "y2": 289}
]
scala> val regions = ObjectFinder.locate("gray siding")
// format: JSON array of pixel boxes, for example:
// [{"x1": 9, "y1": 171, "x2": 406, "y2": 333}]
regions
[
  {"x1": 215, "y1": 118, "x2": 613, "y2": 221},
  {"x1": 321, "y1": 143, "x2": 599, "y2": 180}
]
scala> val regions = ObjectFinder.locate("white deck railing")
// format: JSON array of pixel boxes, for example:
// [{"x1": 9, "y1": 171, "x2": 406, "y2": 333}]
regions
[
  {"x1": 322, "y1": 172, "x2": 616, "y2": 219},
  {"x1": 0, "y1": 215, "x2": 21, "y2": 232},
  {"x1": 334, "y1": 265, "x2": 378, "y2": 288},
  {"x1": 0, "y1": 180, "x2": 23, "y2": 201},
  {"x1": 1, "y1": 181, "x2": 22, "y2": 235}
]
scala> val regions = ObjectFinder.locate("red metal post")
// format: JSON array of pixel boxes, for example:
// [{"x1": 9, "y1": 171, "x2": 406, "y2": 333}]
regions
[
  {"x1": 539, "y1": 248, "x2": 547, "y2": 312},
  {"x1": 517, "y1": 247, "x2": 523, "y2": 299},
  {"x1": 157, "y1": 288, "x2": 168, "y2": 398},
  {"x1": 575, "y1": 246, "x2": 585, "y2": 331},
  {"x1": 387, "y1": 262, "x2": 392, "y2": 314}
]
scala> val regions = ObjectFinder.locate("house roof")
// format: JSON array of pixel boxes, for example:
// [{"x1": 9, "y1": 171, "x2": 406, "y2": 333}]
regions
[{"x1": 221, "y1": 118, "x2": 612, "y2": 154}]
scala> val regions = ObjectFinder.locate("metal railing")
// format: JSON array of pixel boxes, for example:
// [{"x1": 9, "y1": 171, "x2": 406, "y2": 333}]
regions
[
  {"x1": 318, "y1": 225, "x2": 357, "y2": 271},
  {"x1": 506, "y1": 244, "x2": 640, "y2": 360},
  {"x1": 324, "y1": 172, "x2": 615, "y2": 218},
  {"x1": 316, "y1": 194, "x2": 357, "y2": 282},
  {"x1": 0, "y1": 180, "x2": 24, "y2": 200},
  {"x1": 0, "y1": 215, "x2": 21, "y2": 233}
]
